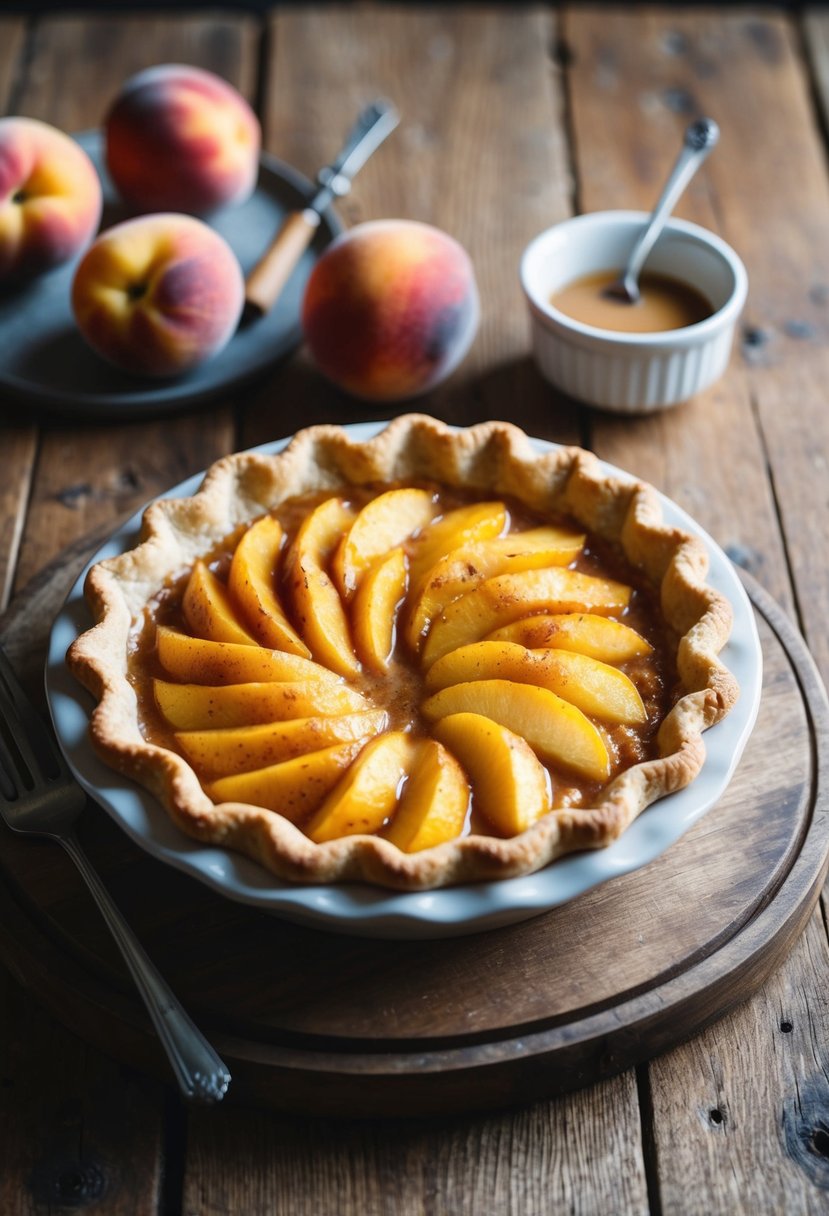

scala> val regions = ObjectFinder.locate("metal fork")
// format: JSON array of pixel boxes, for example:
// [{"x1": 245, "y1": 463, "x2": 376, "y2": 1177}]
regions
[{"x1": 0, "y1": 647, "x2": 230, "y2": 1105}]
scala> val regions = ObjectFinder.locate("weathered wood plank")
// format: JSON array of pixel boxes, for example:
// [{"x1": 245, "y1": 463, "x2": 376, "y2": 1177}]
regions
[
  {"x1": 769, "y1": 7, "x2": 829, "y2": 690},
  {"x1": 10, "y1": 13, "x2": 258, "y2": 594},
  {"x1": 0, "y1": 13, "x2": 260, "y2": 1215},
  {"x1": 183, "y1": 1072, "x2": 647, "y2": 1216},
  {"x1": 0, "y1": 962, "x2": 164, "y2": 1215},
  {"x1": 0, "y1": 18, "x2": 36, "y2": 610},
  {"x1": 649, "y1": 909, "x2": 829, "y2": 1212},
  {"x1": 564, "y1": 8, "x2": 829, "y2": 1210},
  {"x1": 804, "y1": 7, "x2": 829, "y2": 134},
  {"x1": 241, "y1": 4, "x2": 582, "y2": 450},
  {"x1": 562, "y1": 6, "x2": 794, "y2": 615},
  {"x1": 0, "y1": 16, "x2": 25, "y2": 100}
]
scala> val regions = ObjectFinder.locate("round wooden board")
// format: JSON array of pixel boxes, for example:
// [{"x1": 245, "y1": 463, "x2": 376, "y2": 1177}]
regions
[{"x1": 0, "y1": 538, "x2": 827, "y2": 1117}]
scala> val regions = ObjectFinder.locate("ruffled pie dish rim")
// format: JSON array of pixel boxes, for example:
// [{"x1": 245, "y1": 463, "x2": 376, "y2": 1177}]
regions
[{"x1": 65, "y1": 414, "x2": 739, "y2": 892}]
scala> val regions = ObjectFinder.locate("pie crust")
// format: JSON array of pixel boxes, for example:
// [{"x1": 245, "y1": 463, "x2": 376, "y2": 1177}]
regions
[{"x1": 67, "y1": 415, "x2": 739, "y2": 890}]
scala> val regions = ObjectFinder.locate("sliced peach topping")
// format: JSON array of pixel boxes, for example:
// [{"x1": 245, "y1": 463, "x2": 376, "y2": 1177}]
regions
[
  {"x1": 382, "y1": 739, "x2": 470, "y2": 852},
  {"x1": 407, "y1": 501, "x2": 507, "y2": 590},
  {"x1": 154, "y1": 678, "x2": 367, "y2": 731},
  {"x1": 206, "y1": 740, "x2": 366, "y2": 820},
  {"x1": 422, "y1": 679, "x2": 610, "y2": 782},
  {"x1": 331, "y1": 488, "x2": 436, "y2": 599},
  {"x1": 487, "y1": 613, "x2": 652, "y2": 663},
  {"x1": 228, "y1": 514, "x2": 310, "y2": 657},
  {"x1": 182, "y1": 560, "x2": 255, "y2": 645},
  {"x1": 156, "y1": 627, "x2": 340, "y2": 686},
  {"x1": 306, "y1": 731, "x2": 421, "y2": 843},
  {"x1": 146, "y1": 485, "x2": 669, "y2": 851},
  {"x1": 405, "y1": 527, "x2": 586, "y2": 652},
  {"x1": 175, "y1": 710, "x2": 389, "y2": 778},
  {"x1": 421, "y1": 567, "x2": 631, "y2": 666},
  {"x1": 432, "y1": 712, "x2": 551, "y2": 836},
  {"x1": 424, "y1": 640, "x2": 646, "y2": 725},
  {"x1": 284, "y1": 498, "x2": 360, "y2": 678},
  {"x1": 351, "y1": 547, "x2": 408, "y2": 673}
]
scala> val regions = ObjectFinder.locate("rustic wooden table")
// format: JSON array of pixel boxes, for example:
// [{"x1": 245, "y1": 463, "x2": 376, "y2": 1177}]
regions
[{"x1": 2, "y1": 5, "x2": 829, "y2": 1212}]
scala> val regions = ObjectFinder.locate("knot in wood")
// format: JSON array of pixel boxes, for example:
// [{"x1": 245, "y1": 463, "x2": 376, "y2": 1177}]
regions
[
  {"x1": 782, "y1": 1074, "x2": 829, "y2": 1189},
  {"x1": 30, "y1": 1156, "x2": 107, "y2": 1207}
]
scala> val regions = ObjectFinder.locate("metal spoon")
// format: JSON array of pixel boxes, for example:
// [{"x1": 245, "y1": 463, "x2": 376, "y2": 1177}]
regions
[{"x1": 605, "y1": 117, "x2": 719, "y2": 304}]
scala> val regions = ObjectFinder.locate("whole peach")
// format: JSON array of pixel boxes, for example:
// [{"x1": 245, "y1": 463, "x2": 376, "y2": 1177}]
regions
[
  {"x1": 105, "y1": 64, "x2": 260, "y2": 215},
  {"x1": 0, "y1": 117, "x2": 102, "y2": 282},
  {"x1": 301, "y1": 220, "x2": 479, "y2": 401},
  {"x1": 71, "y1": 213, "x2": 244, "y2": 377}
]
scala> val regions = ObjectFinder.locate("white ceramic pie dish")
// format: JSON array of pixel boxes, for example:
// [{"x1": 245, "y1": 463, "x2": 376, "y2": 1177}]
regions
[
  {"x1": 520, "y1": 210, "x2": 748, "y2": 413},
  {"x1": 46, "y1": 422, "x2": 762, "y2": 939}
]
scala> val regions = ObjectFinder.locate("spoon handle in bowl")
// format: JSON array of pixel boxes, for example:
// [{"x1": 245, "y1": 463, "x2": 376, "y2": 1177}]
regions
[{"x1": 622, "y1": 118, "x2": 719, "y2": 297}]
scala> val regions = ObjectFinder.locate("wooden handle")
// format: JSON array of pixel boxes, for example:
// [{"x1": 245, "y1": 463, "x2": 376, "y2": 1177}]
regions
[{"x1": 244, "y1": 209, "x2": 320, "y2": 318}]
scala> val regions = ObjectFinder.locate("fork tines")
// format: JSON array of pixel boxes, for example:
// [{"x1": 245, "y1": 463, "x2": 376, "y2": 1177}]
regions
[{"x1": 0, "y1": 647, "x2": 63, "y2": 800}]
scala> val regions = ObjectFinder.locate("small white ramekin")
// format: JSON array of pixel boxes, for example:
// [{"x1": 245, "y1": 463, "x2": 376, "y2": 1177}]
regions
[{"x1": 520, "y1": 210, "x2": 748, "y2": 414}]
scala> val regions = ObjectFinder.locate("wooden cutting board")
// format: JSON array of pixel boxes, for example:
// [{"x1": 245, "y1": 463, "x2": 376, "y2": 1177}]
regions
[{"x1": 0, "y1": 535, "x2": 827, "y2": 1117}]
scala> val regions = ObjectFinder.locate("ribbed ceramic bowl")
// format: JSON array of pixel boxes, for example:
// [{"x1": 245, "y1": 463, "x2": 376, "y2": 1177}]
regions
[{"x1": 520, "y1": 210, "x2": 748, "y2": 414}]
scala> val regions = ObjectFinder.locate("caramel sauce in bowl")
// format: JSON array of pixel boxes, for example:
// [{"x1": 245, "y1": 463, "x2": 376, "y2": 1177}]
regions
[
  {"x1": 520, "y1": 210, "x2": 748, "y2": 413},
  {"x1": 550, "y1": 269, "x2": 713, "y2": 334}
]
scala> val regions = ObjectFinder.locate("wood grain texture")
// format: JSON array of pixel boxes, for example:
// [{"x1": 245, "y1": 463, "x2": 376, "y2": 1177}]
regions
[
  {"x1": 9, "y1": 13, "x2": 258, "y2": 595},
  {"x1": 760, "y1": 9, "x2": 829, "y2": 691},
  {"x1": 649, "y1": 910, "x2": 829, "y2": 1212},
  {"x1": 182, "y1": 1073, "x2": 648, "y2": 1216},
  {"x1": 0, "y1": 969, "x2": 163, "y2": 1216},
  {"x1": 0, "y1": 13, "x2": 260, "y2": 1214},
  {"x1": 241, "y1": 5, "x2": 583, "y2": 450},
  {"x1": 562, "y1": 6, "x2": 793, "y2": 614},
  {"x1": 805, "y1": 7, "x2": 829, "y2": 135},
  {"x1": 560, "y1": 12, "x2": 829, "y2": 1210},
  {"x1": 0, "y1": 19, "x2": 37, "y2": 610}
]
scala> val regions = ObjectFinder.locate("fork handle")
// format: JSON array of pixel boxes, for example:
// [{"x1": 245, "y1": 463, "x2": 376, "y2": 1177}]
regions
[
  {"x1": 61, "y1": 831, "x2": 231, "y2": 1104},
  {"x1": 244, "y1": 208, "x2": 319, "y2": 318}
]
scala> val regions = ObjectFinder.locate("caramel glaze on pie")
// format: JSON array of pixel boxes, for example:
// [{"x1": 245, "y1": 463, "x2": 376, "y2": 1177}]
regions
[
  {"x1": 67, "y1": 416, "x2": 738, "y2": 890},
  {"x1": 128, "y1": 482, "x2": 677, "y2": 841}
]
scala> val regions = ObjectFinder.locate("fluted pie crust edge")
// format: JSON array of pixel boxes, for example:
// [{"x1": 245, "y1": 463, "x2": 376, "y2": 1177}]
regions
[{"x1": 67, "y1": 415, "x2": 739, "y2": 891}]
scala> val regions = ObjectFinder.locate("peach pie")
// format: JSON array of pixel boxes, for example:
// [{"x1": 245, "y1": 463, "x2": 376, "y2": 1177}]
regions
[{"x1": 68, "y1": 415, "x2": 738, "y2": 890}]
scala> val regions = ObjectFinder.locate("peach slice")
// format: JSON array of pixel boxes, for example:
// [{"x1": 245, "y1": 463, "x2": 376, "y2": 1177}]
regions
[
  {"x1": 305, "y1": 731, "x2": 421, "y2": 843},
  {"x1": 352, "y1": 547, "x2": 408, "y2": 673},
  {"x1": 206, "y1": 741, "x2": 365, "y2": 821},
  {"x1": 424, "y1": 641, "x2": 646, "y2": 725},
  {"x1": 175, "y1": 710, "x2": 389, "y2": 779},
  {"x1": 496, "y1": 526, "x2": 586, "y2": 556},
  {"x1": 382, "y1": 739, "x2": 470, "y2": 853},
  {"x1": 407, "y1": 501, "x2": 507, "y2": 590},
  {"x1": 284, "y1": 498, "x2": 359, "y2": 677},
  {"x1": 182, "y1": 561, "x2": 256, "y2": 645},
  {"x1": 487, "y1": 613, "x2": 652, "y2": 662},
  {"x1": 156, "y1": 627, "x2": 340, "y2": 686},
  {"x1": 228, "y1": 515, "x2": 310, "y2": 657},
  {"x1": 405, "y1": 528, "x2": 586, "y2": 652},
  {"x1": 154, "y1": 678, "x2": 367, "y2": 731},
  {"x1": 421, "y1": 568, "x2": 631, "y2": 666},
  {"x1": 331, "y1": 488, "x2": 436, "y2": 598},
  {"x1": 432, "y1": 712, "x2": 551, "y2": 836},
  {"x1": 422, "y1": 679, "x2": 610, "y2": 781}
]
